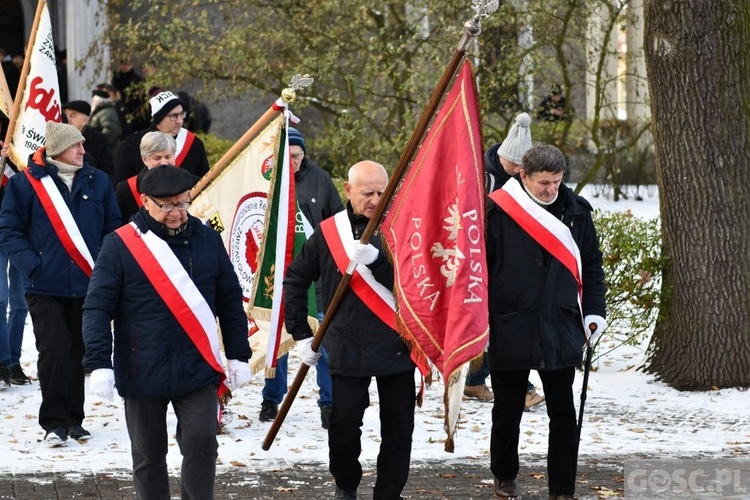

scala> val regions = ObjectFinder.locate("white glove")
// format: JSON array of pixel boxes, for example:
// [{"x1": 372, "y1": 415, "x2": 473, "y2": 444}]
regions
[
  {"x1": 228, "y1": 359, "x2": 252, "y2": 390},
  {"x1": 347, "y1": 240, "x2": 379, "y2": 266},
  {"x1": 584, "y1": 314, "x2": 607, "y2": 343},
  {"x1": 297, "y1": 337, "x2": 322, "y2": 367},
  {"x1": 89, "y1": 368, "x2": 116, "y2": 401}
]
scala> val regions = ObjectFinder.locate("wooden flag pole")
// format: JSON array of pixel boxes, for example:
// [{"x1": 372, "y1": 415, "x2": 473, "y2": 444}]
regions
[
  {"x1": 262, "y1": 9, "x2": 488, "y2": 451},
  {"x1": 1, "y1": 0, "x2": 46, "y2": 170}
]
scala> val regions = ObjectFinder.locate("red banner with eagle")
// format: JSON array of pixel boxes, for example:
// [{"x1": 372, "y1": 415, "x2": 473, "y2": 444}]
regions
[{"x1": 382, "y1": 59, "x2": 488, "y2": 451}]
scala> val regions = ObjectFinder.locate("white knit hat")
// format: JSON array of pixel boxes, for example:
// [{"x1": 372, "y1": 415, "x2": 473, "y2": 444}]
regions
[
  {"x1": 149, "y1": 91, "x2": 184, "y2": 123},
  {"x1": 45, "y1": 121, "x2": 85, "y2": 157},
  {"x1": 497, "y1": 113, "x2": 532, "y2": 164}
]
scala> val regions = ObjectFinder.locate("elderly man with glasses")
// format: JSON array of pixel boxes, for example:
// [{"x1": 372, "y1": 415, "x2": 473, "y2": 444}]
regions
[
  {"x1": 83, "y1": 165, "x2": 253, "y2": 499},
  {"x1": 113, "y1": 91, "x2": 210, "y2": 185}
]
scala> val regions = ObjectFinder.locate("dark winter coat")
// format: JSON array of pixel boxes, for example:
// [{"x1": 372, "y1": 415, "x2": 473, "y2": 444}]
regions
[
  {"x1": 114, "y1": 167, "x2": 148, "y2": 225},
  {"x1": 89, "y1": 101, "x2": 122, "y2": 156},
  {"x1": 82, "y1": 210, "x2": 252, "y2": 398},
  {"x1": 0, "y1": 148, "x2": 121, "y2": 297},
  {"x1": 295, "y1": 158, "x2": 344, "y2": 230},
  {"x1": 484, "y1": 141, "x2": 513, "y2": 193},
  {"x1": 82, "y1": 125, "x2": 115, "y2": 180},
  {"x1": 294, "y1": 158, "x2": 344, "y2": 312},
  {"x1": 283, "y1": 204, "x2": 415, "y2": 377},
  {"x1": 113, "y1": 127, "x2": 209, "y2": 185},
  {"x1": 486, "y1": 184, "x2": 606, "y2": 372}
]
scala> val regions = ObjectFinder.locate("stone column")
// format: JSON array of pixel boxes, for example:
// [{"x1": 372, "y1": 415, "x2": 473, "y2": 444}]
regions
[
  {"x1": 585, "y1": 4, "x2": 620, "y2": 122},
  {"x1": 65, "y1": 0, "x2": 110, "y2": 100},
  {"x1": 626, "y1": 0, "x2": 650, "y2": 120}
]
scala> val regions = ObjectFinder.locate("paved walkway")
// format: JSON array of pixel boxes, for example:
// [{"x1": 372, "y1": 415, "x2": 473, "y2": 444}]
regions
[{"x1": 0, "y1": 455, "x2": 625, "y2": 499}]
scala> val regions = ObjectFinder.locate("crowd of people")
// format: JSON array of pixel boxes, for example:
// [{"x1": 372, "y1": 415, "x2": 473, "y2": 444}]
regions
[{"x1": 0, "y1": 56, "x2": 603, "y2": 500}]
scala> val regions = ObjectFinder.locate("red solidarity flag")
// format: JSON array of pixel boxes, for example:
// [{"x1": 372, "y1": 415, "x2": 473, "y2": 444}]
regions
[{"x1": 382, "y1": 59, "x2": 488, "y2": 451}]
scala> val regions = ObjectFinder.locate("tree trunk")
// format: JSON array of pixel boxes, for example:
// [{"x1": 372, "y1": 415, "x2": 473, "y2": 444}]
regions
[{"x1": 643, "y1": 0, "x2": 750, "y2": 388}]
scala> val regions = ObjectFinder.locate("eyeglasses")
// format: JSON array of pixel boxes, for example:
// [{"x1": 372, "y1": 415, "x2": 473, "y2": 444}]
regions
[
  {"x1": 291, "y1": 152, "x2": 305, "y2": 160},
  {"x1": 164, "y1": 111, "x2": 186, "y2": 121},
  {"x1": 148, "y1": 196, "x2": 191, "y2": 212}
]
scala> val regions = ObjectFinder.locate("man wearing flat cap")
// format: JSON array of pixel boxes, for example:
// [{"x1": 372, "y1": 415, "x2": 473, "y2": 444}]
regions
[
  {"x1": 0, "y1": 121, "x2": 121, "y2": 448},
  {"x1": 62, "y1": 100, "x2": 115, "y2": 179},
  {"x1": 113, "y1": 91, "x2": 209, "y2": 185},
  {"x1": 82, "y1": 165, "x2": 253, "y2": 499}
]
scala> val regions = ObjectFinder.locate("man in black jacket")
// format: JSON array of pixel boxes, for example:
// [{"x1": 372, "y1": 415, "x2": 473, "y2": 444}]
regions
[
  {"x1": 62, "y1": 100, "x2": 115, "y2": 180},
  {"x1": 284, "y1": 160, "x2": 416, "y2": 500},
  {"x1": 485, "y1": 145, "x2": 606, "y2": 500},
  {"x1": 259, "y1": 128, "x2": 343, "y2": 429}
]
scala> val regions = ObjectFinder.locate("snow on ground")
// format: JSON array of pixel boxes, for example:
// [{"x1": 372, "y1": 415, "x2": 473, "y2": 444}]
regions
[{"x1": 1, "y1": 185, "x2": 748, "y2": 477}]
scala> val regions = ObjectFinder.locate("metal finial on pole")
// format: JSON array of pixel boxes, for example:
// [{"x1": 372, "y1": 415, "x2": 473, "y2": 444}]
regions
[
  {"x1": 458, "y1": 0, "x2": 499, "y2": 51},
  {"x1": 281, "y1": 73, "x2": 314, "y2": 105},
  {"x1": 190, "y1": 73, "x2": 314, "y2": 198}
]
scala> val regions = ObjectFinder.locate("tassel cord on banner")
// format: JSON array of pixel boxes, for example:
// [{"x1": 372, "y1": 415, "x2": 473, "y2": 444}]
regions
[{"x1": 261, "y1": 12, "x2": 485, "y2": 452}]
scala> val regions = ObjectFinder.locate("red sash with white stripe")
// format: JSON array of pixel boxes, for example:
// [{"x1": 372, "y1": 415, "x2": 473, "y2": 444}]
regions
[
  {"x1": 24, "y1": 159, "x2": 95, "y2": 276},
  {"x1": 174, "y1": 128, "x2": 196, "y2": 167},
  {"x1": 115, "y1": 223, "x2": 230, "y2": 400},
  {"x1": 127, "y1": 176, "x2": 143, "y2": 207},
  {"x1": 489, "y1": 178, "x2": 583, "y2": 305},
  {"x1": 320, "y1": 211, "x2": 397, "y2": 330}
]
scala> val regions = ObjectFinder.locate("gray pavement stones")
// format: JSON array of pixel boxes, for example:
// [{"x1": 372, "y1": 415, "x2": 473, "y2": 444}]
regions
[{"x1": 0, "y1": 454, "x2": 625, "y2": 499}]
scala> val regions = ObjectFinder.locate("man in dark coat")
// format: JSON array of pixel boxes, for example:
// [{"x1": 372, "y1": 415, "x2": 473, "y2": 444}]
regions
[
  {"x1": 259, "y1": 127, "x2": 343, "y2": 429},
  {"x1": 113, "y1": 91, "x2": 209, "y2": 185},
  {"x1": 536, "y1": 83, "x2": 573, "y2": 122},
  {"x1": 82, "y1": 166, "x2": 252, "y2": 499},
  {"x1": 485, "y1": 145, "x2": 606, "y2": 500},
  {"x1": 62, "y1": 100, "x2": 115, "y2": 180},
  {"x1": 0, "y1": 121, "x2": 121, "y2": 447},
  {"x1": 283, "y1": 160, "x2": 416, "y2": 500}
]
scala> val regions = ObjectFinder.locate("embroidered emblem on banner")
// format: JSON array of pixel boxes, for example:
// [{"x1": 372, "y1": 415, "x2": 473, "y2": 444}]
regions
[{"x1": 229, "y1": 192, "x2": 268, "y2": 301}]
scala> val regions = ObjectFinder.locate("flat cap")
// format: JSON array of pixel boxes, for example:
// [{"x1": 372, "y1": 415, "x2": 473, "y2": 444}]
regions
[{"x1": 139, "y1": 165, "x2": 195, "y2": 198}]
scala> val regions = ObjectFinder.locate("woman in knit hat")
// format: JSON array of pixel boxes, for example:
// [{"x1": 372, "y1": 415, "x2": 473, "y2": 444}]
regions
[
  {"x1": 464, "y1": 112, "x2": 545, "y2": 412},
  {"x1": 484, "y1": 112, "x2": 533, "y2": 192},
  {"x1": 0, "y1": 121, "x2": 121, "y2": 447}
]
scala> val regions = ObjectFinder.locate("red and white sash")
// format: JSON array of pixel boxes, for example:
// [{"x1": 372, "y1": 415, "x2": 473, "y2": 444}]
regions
[
  {"x1": 115, "y1": 223, "x2": 230, "y2": 401},
  {"x1": 490, "y1": 178, "x2": 583, "y2": 308},
  {"x1": 174, "y1": 128, "x2": 196, "y2": 167},
  {"x1": 24, "y1": 164, "x2": 95, "y2": 276},
  {"x1": 320, "y1": 211, "x2": 397, "y2": 330},
  {"x1": 127, "y1": 175, "x2": 143, "y2": 207}
]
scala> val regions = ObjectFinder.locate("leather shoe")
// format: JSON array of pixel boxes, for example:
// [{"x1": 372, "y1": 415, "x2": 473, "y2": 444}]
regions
[
  {"x1": 494, "y1": 478, "x2": 518, "y2": 498},
  {"x1": 259, "y1": 400, "x2": 278, "y2": 422},
  {"x1": 334, "y1": 485, "x2": 357, "y2": 499}
]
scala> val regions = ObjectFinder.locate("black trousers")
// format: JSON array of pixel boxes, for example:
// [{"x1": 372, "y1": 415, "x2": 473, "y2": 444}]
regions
[
  {"x1": 124, "y1": 385, "x2": 219, "y2": 500},
  {"x1": 490, "y1": 367, "x2": 578, "y2": 496},
  {"x1": 26, "y1": 294, "x2": 86, "y2": 432},
  {"x1": 329, "y1": 371, "x2": 415, "y2": 500}
]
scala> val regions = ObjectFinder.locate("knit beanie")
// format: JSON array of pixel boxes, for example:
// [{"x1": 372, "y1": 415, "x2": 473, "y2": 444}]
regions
[
  {"x1": 497, "y1": 113, "x2": 532, "y2": 164},
  {"x1": 45, "y1": 121, "x2": 85, "y2": 157},
  {"x1": 150, "y1": 91, "x2": 184, "y2": 125},
  {"x1": 287, "y1": 127, "x2": 306, "y2": 154}
]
